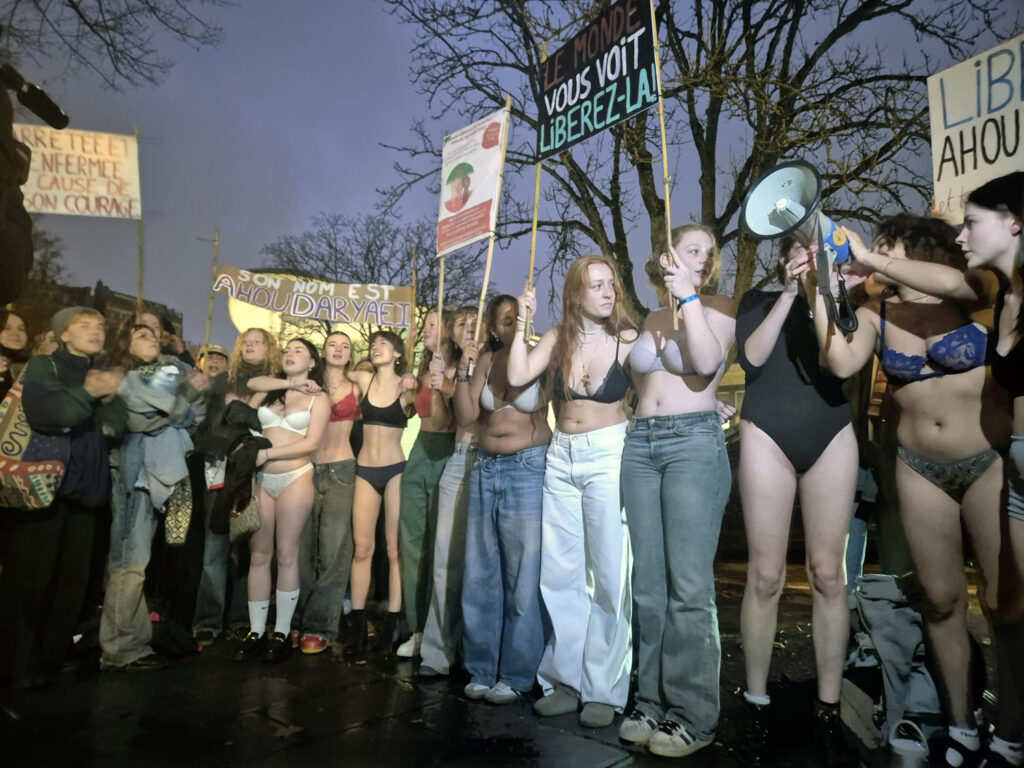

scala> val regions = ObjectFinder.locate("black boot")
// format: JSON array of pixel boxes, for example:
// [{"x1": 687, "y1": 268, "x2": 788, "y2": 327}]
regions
[
  {"x1": 373, "y1": 611, "x2": 400, "y2": 654},
  {"x1": 813, "y1": 699, "x2": 856, "y2": 767},
  {"x1": 739, "y1": 696, "x2": 771, "y2": 766},
  {"x1": 343, "y1": 610, "x2": 367, "y2": 656}
]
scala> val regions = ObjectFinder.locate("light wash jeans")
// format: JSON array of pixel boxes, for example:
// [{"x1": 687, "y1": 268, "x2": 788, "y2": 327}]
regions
[
  {"x1": 536, "y1": 422, "x2": 632, "y2": 710},
  {"x1": 420, "y1": 442, "x2": 476, "y2": 674},
  {"x1": 297, "y1": 459, "x2": 356, "y2": 640},
  {"x1": 621, "y1": 411, "x2": 730, "y2": 739},
  {"x1": 461, "y1": 444, "x2": 546, "y2": 692},
  {"x1": 100, "y1": 475, "x2": 160, "y2": 667}
]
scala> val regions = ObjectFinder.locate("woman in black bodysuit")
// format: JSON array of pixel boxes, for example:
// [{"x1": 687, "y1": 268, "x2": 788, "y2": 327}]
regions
[{"x1": 735, "y1": 236, "x2": 859, "y2": 766}]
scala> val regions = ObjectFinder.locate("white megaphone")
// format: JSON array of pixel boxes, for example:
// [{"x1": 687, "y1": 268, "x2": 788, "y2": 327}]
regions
[{"x1": 740, "y1": 160, "x2": 857, "y2": 333}]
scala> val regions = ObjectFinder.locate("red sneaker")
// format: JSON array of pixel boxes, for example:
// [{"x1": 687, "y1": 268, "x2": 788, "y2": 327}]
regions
[{"x1": 301, "y1": 633, "x2": 327, "y2": 655}]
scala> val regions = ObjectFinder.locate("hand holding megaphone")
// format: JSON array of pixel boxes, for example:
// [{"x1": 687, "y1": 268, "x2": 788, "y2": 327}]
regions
[{"x1": 781, "y1": 246, "x2": 813, "y2": 296}]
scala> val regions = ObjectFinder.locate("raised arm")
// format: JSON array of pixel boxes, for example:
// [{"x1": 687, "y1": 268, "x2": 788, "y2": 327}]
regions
[
  {"x1": 843, "y1": 226, "x2": 997, "y2": 303},
  {"x1": 454, "y1": 344, "x2": 488, "y2": 428},
  {"x1": 507, "y1": 284, "x2": 556, "y2": 386},
  {"x1": 663, "y1": 259, "x2": 735, "y2": 376},
  {"x1": 805, "y1": 271, "x2": 879, "y2": 379}
]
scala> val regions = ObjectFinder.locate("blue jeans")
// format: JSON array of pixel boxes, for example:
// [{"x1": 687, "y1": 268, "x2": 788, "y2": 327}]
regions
[
  {"x1": 99, "y1": 474, "x2": 160, "y2": 667},
  {"x1": 192, "y1": 487, "x2": 249, "y2": 635},
  {"x1": 621, "y1": 412, "x2": 731, "y2": 738},
  {"x1": 461, "y1": 444, "x2": 546, "y2": 692},
  {"x1": 298, "y1": 459, "x2": 356, "y2": 639}
]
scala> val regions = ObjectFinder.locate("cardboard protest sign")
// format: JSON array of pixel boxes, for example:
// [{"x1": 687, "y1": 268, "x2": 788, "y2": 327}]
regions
[
  {"x1": 928, "y1": 33, "x2": 1024, "y2": 223},
  {"x1": 535, "y1": 0, "x2": 657, "y2": 162},
  {"x1": 437, "y1": 106, "x2": 510, "y2": 257},
  {"x1": 13, "y1": 124, "x2": 141, "y2": 219},
  {"x1": 213, "y1": 265, "x2": 414, "y2": 328}
]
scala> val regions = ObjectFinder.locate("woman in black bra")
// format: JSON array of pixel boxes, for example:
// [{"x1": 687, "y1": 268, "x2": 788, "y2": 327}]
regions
[
  {"x1": 836, "y1": 205, "x2": 1024, "y2": 768},
  {"x1": 509, "y1": 254, "x2": 638, "y2": 729},
  {"x1": 735, "y1": 235, "x2": 859, "y2": 765},
  {"x1": 344, "y1": 329, "x2": 415, "y2": 655}
]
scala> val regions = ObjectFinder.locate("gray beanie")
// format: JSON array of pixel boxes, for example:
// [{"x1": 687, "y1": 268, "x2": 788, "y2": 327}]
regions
[{"x1": 51, "y1": 306, "x2": 102, "y2": 338}]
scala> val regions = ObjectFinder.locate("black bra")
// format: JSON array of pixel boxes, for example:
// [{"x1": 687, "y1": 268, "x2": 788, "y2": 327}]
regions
[
  {"x1": 360, "y1": 375, "x2": 408, "y2": 428},
  {"x1": 554, "y1": 337, "x2": 630, "y2": 403}
]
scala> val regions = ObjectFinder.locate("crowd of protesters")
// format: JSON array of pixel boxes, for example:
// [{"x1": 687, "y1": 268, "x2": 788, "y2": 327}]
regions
[{"x1": 0, "y1": 171, "x2": 1021, "y2": 768}]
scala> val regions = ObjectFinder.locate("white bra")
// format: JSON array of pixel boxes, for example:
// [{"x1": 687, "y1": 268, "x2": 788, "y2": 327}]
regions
[
  {"x1": 258, "y1": 396, "x2": 314, "y2": 435},
  {"x1": 479, "y1": 365, "x2": 546, "y2": 413}
]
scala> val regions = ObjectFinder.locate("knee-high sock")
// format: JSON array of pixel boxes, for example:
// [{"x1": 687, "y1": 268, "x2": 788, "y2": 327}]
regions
[
  {"x1": 274, "y1": 589, "x2": 300, "y2": 636},
  {"x1": 248, "y1": 600, "x2": 270, "y2": 636}
]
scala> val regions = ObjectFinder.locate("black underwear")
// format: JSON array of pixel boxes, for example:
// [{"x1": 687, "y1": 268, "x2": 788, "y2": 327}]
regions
[{"x1": 355, "y1": 461, "x2": 406, "y2": 495}]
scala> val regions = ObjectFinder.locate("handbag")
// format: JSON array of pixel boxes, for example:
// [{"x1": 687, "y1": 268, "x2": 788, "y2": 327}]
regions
[
  {"x1": 163, "y1": 477, "x2": 193, "y2": 546},
  {"x1": 0, "y1": 364, "x2": 69, "y2": 509},
  {"x1": 228, "y1": 495, "x2": 261, "y2": 543}
]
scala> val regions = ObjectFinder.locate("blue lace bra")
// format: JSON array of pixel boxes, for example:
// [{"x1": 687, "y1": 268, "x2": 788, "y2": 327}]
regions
[{"x1": 879, "y1": 301, "x2": 988, "y2": 383}]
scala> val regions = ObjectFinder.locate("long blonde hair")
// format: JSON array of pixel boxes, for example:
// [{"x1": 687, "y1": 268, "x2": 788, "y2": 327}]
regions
[{"x1": 552, "y1": 254, "x2": 637, "y2": 394}]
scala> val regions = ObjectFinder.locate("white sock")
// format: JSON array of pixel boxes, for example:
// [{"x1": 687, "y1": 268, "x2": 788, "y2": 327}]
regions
[
  {"x1": 248, "y1": 600, "x2": 270, "y2": 637},
  {"x1": 946, "y1": 727, "x2": 980, "y2": 767},
  {"x1": 990, "y1": 737, "x2": 1024, "y2": 767},
  {"x1": 274, "y1": 589, "x2": 300, "y2": 636},
  {"x1": 743, "y1": 691, "x2": 771, "y2": 706}
]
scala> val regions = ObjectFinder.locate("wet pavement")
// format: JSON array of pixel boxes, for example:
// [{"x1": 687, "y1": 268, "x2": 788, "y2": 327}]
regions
[{"x1": 0, "y1": 562, "x2": 978, "y2": 767}]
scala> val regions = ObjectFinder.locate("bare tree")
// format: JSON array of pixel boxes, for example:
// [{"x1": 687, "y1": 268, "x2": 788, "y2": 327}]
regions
[
  {"x1": 382, "y1": 0, "x2": 1017, "y2": 310},
  {"x1": 1, "y1": 0, "x2": 226, "y2": 88},
  {"x1": 261, "y1": 211, "x2": 486, "y2": 354}
]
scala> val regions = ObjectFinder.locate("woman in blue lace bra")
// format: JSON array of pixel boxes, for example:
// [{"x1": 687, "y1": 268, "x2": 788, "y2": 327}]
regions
[
  {"x1": 508, "y1": 255, "x2": 639, "y2": 730},
  {"x1": 452, "y1": 294, "x2": 550, "y2": 706},
  {"x1": 619, "y1": 225, "x2": 736, "y2": 758},
  {"x1": 234, "y1": 338, "x2": 330, "y2": 663},
  {"x1": 813, "y1": 214, "x2": 1020, "y2": 768}
]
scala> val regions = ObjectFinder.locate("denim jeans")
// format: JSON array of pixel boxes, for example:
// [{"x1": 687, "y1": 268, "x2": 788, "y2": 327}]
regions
[
  {"x1": 399, "y1": 431, "x2": 455, "y2": 632},
  {"x1": 621, "y1": 411, "x2": 731, "y2": 738},
  {"x1": 461, "y1": 444, "x2": 546, "y2": 692},
  {"x1": 297, "y1": 459, "x2": 356, "y2": 639},
  {"x1": 99, "y1": 478, "x2": 161, "y2": 667},
  {"x1": 420, "y1": 442, "x2": 476, "y2": 674},
  {"x1": 537, "y1": 422, "x2": 632, "y2": 710},
  {"x1": 192, "y1": 487, "x2": 249, "y2": 635}
]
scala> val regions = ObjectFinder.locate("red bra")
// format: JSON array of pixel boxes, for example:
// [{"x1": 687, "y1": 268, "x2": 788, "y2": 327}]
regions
[
  {"x1": 329, "y1": 384, "x2": 358, "y2": 422},
  {"x1": 414, "y1": 381, "x2": 432, "y2": 418}
]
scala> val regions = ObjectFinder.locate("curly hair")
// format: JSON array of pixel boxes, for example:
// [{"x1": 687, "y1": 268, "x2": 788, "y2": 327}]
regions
[
  {"x1": 417, "y1": 307, "x2": 456, "y2": 378},
  {"x1": 368, "y1": 329, "x2": 407, "y2": 375},
  {"x1": 873, "y1": 214, "x2": 964, "y2": 270},
  {"x1": 108, "y1": 321, "x2": 160, "y2": 369},
  {"x1": 227, "y1": 328, "x2": 282, "y2": 397},
  {"x1": 645, "y1": 223, "x2": 721, "y2": 304},
  {"x1": 552, "y1": 255, "x2": 638, "y2": 398}
]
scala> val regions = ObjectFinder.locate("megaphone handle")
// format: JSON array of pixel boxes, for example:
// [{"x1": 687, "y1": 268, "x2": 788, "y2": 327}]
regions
[{"x1": 835, "y1": 274, "x2": 859, "y2": 334}]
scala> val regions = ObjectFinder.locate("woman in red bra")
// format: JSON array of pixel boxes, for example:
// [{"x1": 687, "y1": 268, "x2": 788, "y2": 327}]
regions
[
  {"x1": 397, "y1": 309, "x2": 457, "y2": 658},
  {"x1": 235, "y1": 339, "x2": 330, "y2": 663},
  {"x1": 814, "y1": 215, "x2": 1019, "y2": 768},
  {"x1": 293, "y1": 331, "x2": 360, "y2": 655},
  {"x1": 344, "y1": 330, "x2": 415, "y2": 655}
]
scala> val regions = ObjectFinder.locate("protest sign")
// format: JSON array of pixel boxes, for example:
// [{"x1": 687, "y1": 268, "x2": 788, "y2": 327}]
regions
[
  {"x1": 928, "y1": 33, "x2": 1024, "y2": 222},
  {"x1": 213, "y1": 265, "x2": 414, "y2": 328},
  {"x1": 437, "y1": 106, "x2": 510, "y2": 257},
  {"x1": 13, "y1": 124, "x2": 141, "y2": 219},
  {"x1": 535, "y1": 0, "x2": 657, "y2": 161}
]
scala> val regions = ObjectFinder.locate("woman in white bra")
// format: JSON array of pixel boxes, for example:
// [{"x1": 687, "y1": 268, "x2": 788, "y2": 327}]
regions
[
  {"x1": 234, "y1": 338, "x2": 330, "y2": 663},
  {"x1": 452, "y1": 294, "x2": 550, "y2": 705}
]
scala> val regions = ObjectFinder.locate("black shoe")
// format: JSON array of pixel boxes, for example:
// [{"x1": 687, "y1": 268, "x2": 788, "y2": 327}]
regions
[
  {"x1": 263, "y1": 632, "x2": 291, "y2": 663},
  {"x1": 343, "y1": 610, "x2": 367, "y2": 656},
  {"x1": 739, "y1": 697, "x2": 771, "y2": 766},
  {"x1": 193, "y1": 629, "x2": 216, "y2": 648},
  {"x1": 124, "y1": 653, "x2": 169, "y2": 671},
  {"x1": 813, "y1": 700, "x2": 856, "y2": 767},
  {"x1": 232, "y1": 632, "x2": 266, "y2": 663},
  {"x1": 373, "y1": 611, "x2": 400, "y2": 654}
]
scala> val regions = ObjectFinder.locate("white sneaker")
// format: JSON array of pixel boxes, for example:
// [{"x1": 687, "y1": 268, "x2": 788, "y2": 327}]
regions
[
  {"x1": 647, "y1": 720, "x2": 714, "y2": 758},
  {"x1": 483, "y1": 681, "x2": 521, "y2": 705},
  {"x1": 463, "y1": 682, "x2": 491, "y2": 700},
  {"x1": 396, "y1": 632, "x2": 422, "y2": 658},
  {"x1": 618, "y1": 709, "x2": 658, "y2": 744}
]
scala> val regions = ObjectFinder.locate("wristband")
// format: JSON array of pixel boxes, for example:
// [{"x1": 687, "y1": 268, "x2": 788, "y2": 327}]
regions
[
  {"x1": 455, "y1": 373, "x2": 472, "y2": 383},
  {"x1": 676, "y1": 294, "x2": 699, "y2": 309},
  {"x1": 516, "y1": 317, "x2": 527, "y2": 333}
]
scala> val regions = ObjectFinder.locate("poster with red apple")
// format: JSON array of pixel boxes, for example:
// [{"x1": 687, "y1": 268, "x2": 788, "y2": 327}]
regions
[{"x1": 436, "y1": 106, "x2": 510, "y2": 257}]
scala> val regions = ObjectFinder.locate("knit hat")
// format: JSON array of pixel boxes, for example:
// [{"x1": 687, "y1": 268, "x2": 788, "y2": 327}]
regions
[{"x1": 51, "y1": 306, "x2": 102, "y2": 338}]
